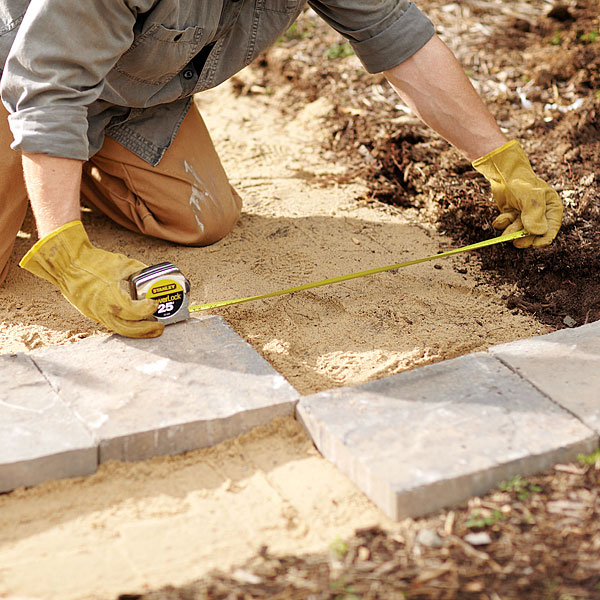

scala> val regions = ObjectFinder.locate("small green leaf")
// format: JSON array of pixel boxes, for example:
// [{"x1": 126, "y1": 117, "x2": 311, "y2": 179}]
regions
[{"x1": 325, "y1": 43, "x2": 355, "y2": 59}]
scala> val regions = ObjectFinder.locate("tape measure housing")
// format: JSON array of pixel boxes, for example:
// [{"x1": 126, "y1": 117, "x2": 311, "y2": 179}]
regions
[{"x1": 128, "y1": 262, "x2": 190, "y2": 324}]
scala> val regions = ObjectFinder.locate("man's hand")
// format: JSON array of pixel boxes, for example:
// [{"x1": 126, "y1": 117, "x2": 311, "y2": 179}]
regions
[
  {"x1": 472, "y1": 140, "x2": 563, "y2": 248},
  {"x1": 382, "y1": 36, "x2": 562, "y2": 248},
  {"x1": 20, "y1": 220, "x2": 164, "y2": 338}
]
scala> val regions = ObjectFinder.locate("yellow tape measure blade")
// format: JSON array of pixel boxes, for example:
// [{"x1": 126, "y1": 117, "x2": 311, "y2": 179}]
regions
[{"x1": 189, "y1": 229, "x2": 527, "y2": 313}]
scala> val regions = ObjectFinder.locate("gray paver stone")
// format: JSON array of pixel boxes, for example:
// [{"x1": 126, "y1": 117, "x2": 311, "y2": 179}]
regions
[
  {"x1": 298, "y1": 353, "x2": 597, "y2": 520},
  {"x1": 491, "y1": 320, "x2": 600, "y2": 433},
  {"x1": 0, "y1": 354, "x2": 97, "y2": 492},
  {"x1": 30, "y1": 315, "x2": 298, "y2": 463}
]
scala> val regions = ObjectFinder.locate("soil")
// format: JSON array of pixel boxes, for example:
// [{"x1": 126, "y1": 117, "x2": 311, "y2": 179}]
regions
[{"x1": 1, "y1": 1, "x2": 598, "y2": 600}]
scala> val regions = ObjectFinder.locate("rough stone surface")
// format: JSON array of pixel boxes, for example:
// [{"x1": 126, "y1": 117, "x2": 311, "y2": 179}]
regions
[
  {"x1": 0, "y1": 354, "x2": 97, "y2": 492},
  {"x1": 298, "y1": 353, "x2": 598, "y2": 520},
  {"x1": 30, "y1": 316, "x2": 298, "y2": 463},
  {"x1": 491, "y1": 320, "x2": 600, "y2": 434}
]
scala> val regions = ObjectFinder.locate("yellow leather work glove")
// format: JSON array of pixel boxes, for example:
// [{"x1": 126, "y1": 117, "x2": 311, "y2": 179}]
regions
[
  {"x1": 472, "y1": 140, "x2": 563, "y2": 248},
  {"x1": 19, "y1": 220, "x2": 164, "y2": 338}
]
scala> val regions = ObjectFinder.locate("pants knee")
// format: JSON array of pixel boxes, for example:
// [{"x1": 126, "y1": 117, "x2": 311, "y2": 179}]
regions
[
  {"x1": 187, "y1": 190, "x2": 242, "y2": 246},
  {"x1": 160, "y1": 184, "x2": 242, "y2": 247}
]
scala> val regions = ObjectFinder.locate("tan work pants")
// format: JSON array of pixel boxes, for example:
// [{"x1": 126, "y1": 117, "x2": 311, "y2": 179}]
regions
[{"x1": 0, "y1": 103, "x2": 242, "y2": 286}]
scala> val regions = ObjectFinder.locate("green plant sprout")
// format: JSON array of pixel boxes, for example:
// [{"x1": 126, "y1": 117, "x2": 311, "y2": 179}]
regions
[
  {"x1": 580, "y1": 31, "x2": 599, "y2": 43},
  {"x1": 549, "y1": 31, "x2": 563, "y2": 46},
  {"x1": 499, "y1": 475, "x2": 542, "y2": 500},
  {"x1": 330, "y1": 537, "x2": 349, "y2": 560},
  {"x1": 577, "y1": 448, "x2": 600, "y2": 467},
  {"x1": 325, "y1": 42, "x2": 355, "y2": 59},
  {"x1": 277, "y1": 21, "x2": 313, "y2": 43},
  {"x1": 465, "y1": 508, "x2": 506, "y2": 529}
]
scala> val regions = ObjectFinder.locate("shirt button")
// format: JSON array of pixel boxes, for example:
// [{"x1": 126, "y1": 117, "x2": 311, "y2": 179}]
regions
[{"x1": 182, "y1": 68, "x2": 194, "y2": 80}]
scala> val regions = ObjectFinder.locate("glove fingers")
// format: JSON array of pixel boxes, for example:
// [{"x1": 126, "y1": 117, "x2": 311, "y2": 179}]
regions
[
  {"x1": 504, "y1": 218, "x2": 534, "y2": 248},
  {"x1": 100, "y1": 290, "x2": 163, "y2": 338},
  {"x1": 121, "y1": 298, "x2": 159, "y2": 322},
  {"x1": 546, "y1": 196, "x2": 564, "y2": 230},
  {"x1": 521, "y1": 203, "x2": 548, "y2": 236},
  {"x1": 109, "y1": 316, "x2": 165, "y2": 339},
  {"x1": 532, "y1": 220, "x2": 562, "y2": 248},
  {"x1": 514, "y1": 234, "x2": 534, "y2": 249},
  {"x1": 530, "y1": 192, "x2": 563, "y2": 248},
  {"x1": 531, "y1": 233, "x2": 554, "y2": 248},
  {"x1": 504, "y1": 218, "x2": 524, "y2": 235},
  {"x1": 106, "y1": 289, "x2": 159, "y2": 322},
  {"x1": 492, "y1": 211, "x2": 518, "y2": 230}
]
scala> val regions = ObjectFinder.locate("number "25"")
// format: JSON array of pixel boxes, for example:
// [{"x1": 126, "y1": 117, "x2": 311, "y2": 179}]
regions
[{"x1": 157, "y1": 301, "x2": 175, "y2": 314}]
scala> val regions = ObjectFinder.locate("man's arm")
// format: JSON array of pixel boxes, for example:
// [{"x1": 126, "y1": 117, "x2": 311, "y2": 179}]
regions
[
  {"x1": 21, "y1": 154, "x2": 82, "y2": 237},
  {"x1": 18, "y1": 156, "x2": 163, "y2": 339},
  {"x1": 383, "y1": 35, "x2": 506, "y2": 161},
  {"x1": 4, "y1": 2, "x2": 165, "y2": 336},
  {"x1": 383, "y1": 35, "x2": 562, "y2": 248}
]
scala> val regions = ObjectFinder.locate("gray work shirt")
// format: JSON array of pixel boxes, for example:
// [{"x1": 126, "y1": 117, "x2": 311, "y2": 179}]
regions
[{"x1": 0, "y1": 0, "x2": 434, "y2": 166}]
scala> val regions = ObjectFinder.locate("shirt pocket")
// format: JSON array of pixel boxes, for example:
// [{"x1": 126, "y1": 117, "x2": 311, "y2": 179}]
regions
[{"x1": 114, "y1": 24, "x2": 204, "y2": 86}]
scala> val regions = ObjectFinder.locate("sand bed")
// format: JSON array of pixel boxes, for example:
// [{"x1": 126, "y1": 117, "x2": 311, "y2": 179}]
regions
[
  {"x1": 1, "y1": 82, "x2": 547, "y2": 393},
  {"x1": 0, "y1": 81, "x2": 549, "y2": 599}
]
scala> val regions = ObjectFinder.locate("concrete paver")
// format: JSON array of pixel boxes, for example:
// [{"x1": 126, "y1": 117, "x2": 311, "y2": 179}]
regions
[
  {"x1": 491, "y1": 320, "x2": 600, "y2": 434},
  {"x1": 297, "y1": 352, "x2": 598, "y2": 520},
  {"x1": 29, "y1": 315, "x2": 298, "y2": 463},
  {"x1": 2, "y1": 313, "x2": 598, "y2": 516},
  {"x1": 0, "y1": 354, "x2": 97, "y2": 493}
]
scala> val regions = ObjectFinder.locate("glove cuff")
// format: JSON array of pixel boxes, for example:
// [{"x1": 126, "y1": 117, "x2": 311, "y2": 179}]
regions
[
  {"x1": 19, "y1": 220, "x2": 84, "y2": 270},
  {"x1": 472, "y1": 139, "x2": 520, "y2": 169}
]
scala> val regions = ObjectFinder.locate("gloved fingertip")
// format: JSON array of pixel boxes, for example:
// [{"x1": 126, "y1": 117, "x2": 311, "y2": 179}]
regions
[
  {"x1": 521, "y1": 214, "x2": 548, "y2": 236},
  {"x1": 503, "y1": 219, "x2": 524, "y2": 236},
  {"x1": 514, "y1": 235, "x2": 534, "y2": 249},
  {"x1": 139, "y1": 322, "x2": 165, "y2": 339},
  {"x1": 117, "y1": 320, "x2": 165, "y2": 339},
  {"x1": 492, "y1": 214, "x2": 514, "y2": 230},
  {"x1": 131, "y1": 298, "x2": 161, "y2": 320},
  {"x1": 532, "y1": 234, "x2": 555, "y2": 248}
]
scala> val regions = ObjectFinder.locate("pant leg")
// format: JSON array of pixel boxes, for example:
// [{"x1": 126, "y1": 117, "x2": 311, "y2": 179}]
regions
[
  {"x1": 81, "y1": 102, "x2": 242, "y2": 246},
  {"x1": 0, "y1": 105, "x2": 29, "y2": 286}
]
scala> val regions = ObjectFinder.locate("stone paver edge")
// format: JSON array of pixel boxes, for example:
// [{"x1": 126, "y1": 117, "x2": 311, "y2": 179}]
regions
[{"x1": 3, "y1": 320, "x2": 599, "y2": 496}]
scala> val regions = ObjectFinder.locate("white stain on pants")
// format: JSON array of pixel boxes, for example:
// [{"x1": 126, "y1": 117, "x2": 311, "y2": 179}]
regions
[{"x1": 184, "y1": 160, "x2": 221, "y2": 234}]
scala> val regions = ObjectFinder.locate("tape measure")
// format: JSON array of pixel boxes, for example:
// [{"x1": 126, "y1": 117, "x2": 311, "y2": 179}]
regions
[
  {"x1": 128, "y1": 229, "x2": 527, "y2": 324},
  {"x1": 129, "y1": 262, "x2": 191, "y2": 324}
]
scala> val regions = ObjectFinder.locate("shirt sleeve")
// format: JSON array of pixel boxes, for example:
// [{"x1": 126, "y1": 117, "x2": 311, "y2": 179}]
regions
[
  {"x1": 307, "y1": 1, "x2": 435, "y2": 74},
  {"x1": 0, "y1": 0, "x2": 143, "y2": 160}
]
